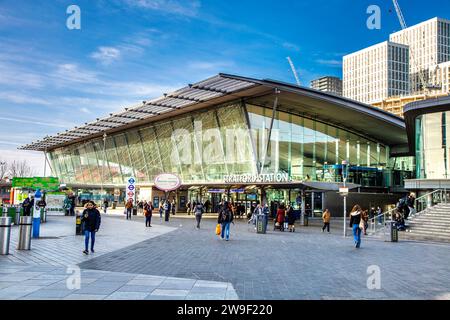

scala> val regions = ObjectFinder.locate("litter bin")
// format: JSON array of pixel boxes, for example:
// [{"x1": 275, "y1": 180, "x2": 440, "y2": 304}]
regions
[
  {"x1": 76, "y1": 211, "x2": 84, "y2": 235},
  {"x1": 301, "y1": 214, "x2": 309, "y2": 226},
  {"x1": 256, "y1": 214, "x2": 267, "y2": 234},
  {"x1": 0, "y1": 216, "x2": 12, "y2": 255},
  {"x1": 112, "y1": 201, "x2": 117, "y2": 209},
  {"x1": 15, "y1": 206, "x2": 23, "y2": 225},
  {"x1": 17, "y1": 216, "x2": 32, "y2": 250},
  {"x1": 133, "y1": 207, "x2": 137, "y2": 216},
  {"x1": 384, "y1": 220, "x2": 398, "y2": 242}
]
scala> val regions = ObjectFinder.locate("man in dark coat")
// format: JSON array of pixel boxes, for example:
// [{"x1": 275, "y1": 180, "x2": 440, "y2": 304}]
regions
[
  {"x1": 81, "y1": 201, "x2": 101, "y2": 255},
  {"x1": 22, "y1": 195, "x2": 34, "y2": 216}
]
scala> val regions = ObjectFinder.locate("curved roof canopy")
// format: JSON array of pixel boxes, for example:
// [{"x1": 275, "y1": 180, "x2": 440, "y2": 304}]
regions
[{"x1": 20, "y1": 73, "x2": 407, "y2": 152}]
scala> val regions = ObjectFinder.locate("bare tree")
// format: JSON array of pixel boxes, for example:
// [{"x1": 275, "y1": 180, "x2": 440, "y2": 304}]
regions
[
  {"x1": 0, "y1": 159, "x2": 7, "y2": 180},
  {"x1": 8, "y1": 160, "x2": 34, "y2": 177}
]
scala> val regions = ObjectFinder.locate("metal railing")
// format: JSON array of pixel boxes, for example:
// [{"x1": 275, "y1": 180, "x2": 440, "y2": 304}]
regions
[{"x1": 369, "y1": 189, "x2": 448, "y2": 235}]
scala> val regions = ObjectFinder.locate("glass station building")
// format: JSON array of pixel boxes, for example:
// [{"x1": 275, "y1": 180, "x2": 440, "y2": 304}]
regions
[
  {"x1": 404, "y1": 96, "x2": 450, "y2": 195},
  {"x1": 20, "y1": 74, "x2": 413, "y2": 216}
]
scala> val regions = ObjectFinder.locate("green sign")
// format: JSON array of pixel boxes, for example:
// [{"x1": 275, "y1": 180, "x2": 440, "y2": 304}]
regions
[{"x1": 12, "y1": 177, "x2": 60, "y2": 191}]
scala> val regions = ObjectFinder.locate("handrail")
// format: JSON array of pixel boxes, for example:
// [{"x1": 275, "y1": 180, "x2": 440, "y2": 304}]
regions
[{"x1": 369, "y1": 188, "x2": 448, "y2": 235}]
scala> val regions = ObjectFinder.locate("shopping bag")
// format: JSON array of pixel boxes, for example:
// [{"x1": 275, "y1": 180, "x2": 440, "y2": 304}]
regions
[{"x1": 215, "y1": 224, "x2": 221, "y2": 235}]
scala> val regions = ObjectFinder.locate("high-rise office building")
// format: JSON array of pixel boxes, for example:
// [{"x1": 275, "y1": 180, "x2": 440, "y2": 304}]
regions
[
  {"x1": 390, "y1": 17, "x2": 450, "y2": 94},
  {"x1": 310, "y1": 76, "x2": 343, "y2": 96},
  {"x1": 343, "y1": 41, "x2": 410, "y2": 104}
]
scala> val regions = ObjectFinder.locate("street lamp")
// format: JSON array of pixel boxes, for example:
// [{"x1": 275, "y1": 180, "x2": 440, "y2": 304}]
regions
[{"x1": 341, "y1": 160, "x2": 349, "y2": 238}]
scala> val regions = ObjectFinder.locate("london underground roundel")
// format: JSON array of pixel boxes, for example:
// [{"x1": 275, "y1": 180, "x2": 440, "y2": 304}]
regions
[{"x1": 154, "y1": 173, "x2": 181, "y2": 192}]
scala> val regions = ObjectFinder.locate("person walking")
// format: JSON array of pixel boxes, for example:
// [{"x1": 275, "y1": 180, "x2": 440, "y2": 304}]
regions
[
  {"x1": 218, "y1": 201, "x2": 233, "y2": 241},
  {"x1": 125, "y1": 199, "x2": 133, "y2": 220},
  {"x1": 194, "y1": 202, "x2": 204, "y2": 229},
  {"x1": 406, "y1": 193, "x2": 416, "y2": 219},
  {"x1": 349, "y1": 204, "x2": 363, "y2": 248},
  {"x1": 322, "y1": 209, "x2": 331, "y2": 233},
  {"x1": 171, "y1": 199, "x2": 176, "y2": 216},
  {"x1": 102, "y1": 199, "x2": 109, "y2": 214},
  {"x1": 263, "y1": 203, "x2": 270, "y2": 230},
  {"x1": 376, "y1": 206, "x2": 383, "y2": 224},
  {"x1": 287, "y1": 204, "x2": 296, "y2": 232},
  {"x1": 81, "y1": 201, "x2": 101, "y2": 255},
  {"x1": 159, "y1": 202, "x2": 164, "y2": 221},
  {"x1": 186, "y1": 200, "x2": 191, "y2": 215},
  {"x1": 164, "y1": 200, "x2": 171, "y2": 222},
  {"x1": 251, "y1": 203, "x2": 263, "y2": 230},
  {"x1": 22, "y1": 195, "x2": 34, "y2": 216},
  {"x1": 144, "y1": 201, "x2": 153, "y2": 227},
  {"x1": 275, "y1": 204, "x2": 286, "y2": 231},
  {"x1": 68, "y1": 192, "x2": 76, "y2": 216},
  {"x1": 362, "y1": 210, "x2": 369, "y2": 235}
]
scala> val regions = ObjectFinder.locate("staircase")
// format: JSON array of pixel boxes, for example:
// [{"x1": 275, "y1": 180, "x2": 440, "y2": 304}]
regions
[{"x1": 402, "y1": 203, "x2": 450, "y2": 242}]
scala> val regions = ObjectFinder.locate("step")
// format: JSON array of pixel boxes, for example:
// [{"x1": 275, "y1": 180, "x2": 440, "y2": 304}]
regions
[
  {"x1": 403, "y1": 229, "x2": 450, "y2": 238},
  {"x1": 413, "y1": 214, "x2": 450, "y2": 220},
  {"x1": 408, "y1": 222, "x2": 450, "y2": 229},
  {"x1": 400, "y1": 233, "x2": 450, "y2": 243}
]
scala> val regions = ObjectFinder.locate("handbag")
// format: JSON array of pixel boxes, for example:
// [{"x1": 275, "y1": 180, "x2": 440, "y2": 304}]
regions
[
  {"x1": 215, "y1": 224, "x2": 221, "y2": 235},
  {"x1": 359, "y1": 219, "x2": 365, "y2": 230}
]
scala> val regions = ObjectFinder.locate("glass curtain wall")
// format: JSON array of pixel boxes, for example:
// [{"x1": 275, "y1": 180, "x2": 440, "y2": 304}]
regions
[
  {"x1": 246, "y1": 104, "x2": 390, "y2": 186},
  {"x1": 416, "y1": 111, "x2": 450, "y2": 179},
  {"x1": 49, "y1": 102, "x2": 254, "y2": 185}
]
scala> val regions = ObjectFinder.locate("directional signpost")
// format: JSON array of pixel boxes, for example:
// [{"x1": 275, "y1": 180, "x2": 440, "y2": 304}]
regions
[{"x1": 126, "y1": 177, "x2": 136, "y2": 205}]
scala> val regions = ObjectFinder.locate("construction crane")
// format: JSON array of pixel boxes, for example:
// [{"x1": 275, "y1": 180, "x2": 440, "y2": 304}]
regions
[
  {"x1": 286, "y1": 56, "x2": 301, "y2": 86},
  {"x1": 392, "y1": 0, "x2": 440, "y2": 92}
]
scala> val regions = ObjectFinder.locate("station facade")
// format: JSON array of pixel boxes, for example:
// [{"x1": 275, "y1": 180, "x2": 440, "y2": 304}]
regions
[{"x1": 21, "y1": 74, "x2": 414, "y2": 216}]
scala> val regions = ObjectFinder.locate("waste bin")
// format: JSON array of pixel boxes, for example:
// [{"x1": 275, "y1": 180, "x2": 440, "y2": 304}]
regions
[
  {"x1": 133, "y1": 207, "x2": 137, "y2": 216},
  {"x1": 256, "y1": 214, "x2": 267, "y2": 234},
  {"x1": 0, "y1": 216, "x2": 12, "y2": 255},
  {"x1": 113, "y1": 201, "x2": 117, "y2": 209},
  {"x1": 384, "y1": 220, "x2": 398, "y2": 242},
  {"x1": 301, "y1": 214, "x2": 309, "y2": 226},
  {"x1": 17, "y1": 216, "x2": 32, "y2": 250},
  {"x1": 76, "y1": 211, "x2": 84, "y2": 235},
  {"x1": 15, "y1": 206, "x2": 23, "y2": 225}
]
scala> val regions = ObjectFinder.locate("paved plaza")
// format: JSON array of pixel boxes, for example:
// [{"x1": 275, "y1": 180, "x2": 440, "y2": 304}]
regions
[{"x1": 1, "y1": 214, "x2": 450, "y2": 300}]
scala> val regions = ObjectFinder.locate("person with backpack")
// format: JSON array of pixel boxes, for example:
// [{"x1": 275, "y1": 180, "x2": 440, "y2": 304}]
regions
[
  {"x1": 22, "y1": 195, "x2": 34, "y2": 216},
  {"x1": 194, "y1": 202, "x2": 204, "y2": 229},
  {"x1": 286, "y1": 204, "x2": 296, "y2": 232},
  {"x1": 218, "y1": 201, "x2": 233, "y2": 241},
  {"x1": 81, "y1": 200, "x2": 101, "y2": 255}
]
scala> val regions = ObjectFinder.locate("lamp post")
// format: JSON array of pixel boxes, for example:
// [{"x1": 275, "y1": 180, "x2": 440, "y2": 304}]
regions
[
  {"x1": 101, "y1": 133, "x2": 107, "y2": 200},
  {"x1": 342, "y1": 160, "x2": 348, "y2": 238}
]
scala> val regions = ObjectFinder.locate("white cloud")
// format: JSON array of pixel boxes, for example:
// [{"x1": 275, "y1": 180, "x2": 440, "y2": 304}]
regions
[
  {"x1": 187, "y1": 60, "x2": 234, "y2": 71},
  {"x1": 316, "y1": 59, "x2": 342, "y2": 68},
  {"x1": 0, "y1": 92, "x2": 52, "y2": 106},
  {"x1": 79, "y1": 107, "x2": 91, "y2": 114},
  {"x1": 90, "y1": 46, "x2": 122, "y2": 65},
  {"x1": 123, "y1": 0, "x2": 201, "y2": 17},
  {"x1": 282, "y1": 42, "x2": 301, "y2": 52},
  {"x1": 0, "y1": 116, "x2": 72, "y2": 128},
  {"x1": 0, "y1": 61, "x2": 45, "y2": 89}
]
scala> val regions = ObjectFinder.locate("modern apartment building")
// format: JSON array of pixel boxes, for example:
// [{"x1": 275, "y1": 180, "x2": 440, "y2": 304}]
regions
[
  {"x1": 389, "y1": 17, "x2": 450, "y2": 93},
  {"x1": 343, "y1": 41, "x2": 410, "y2": 104},
  {"x1": 310, "y1": 76, "x2": 342, "y2": 96}
]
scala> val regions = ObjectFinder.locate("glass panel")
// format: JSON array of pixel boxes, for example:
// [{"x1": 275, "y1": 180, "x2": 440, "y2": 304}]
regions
[{"x1": 126, "y1": 130, "x2": 148, "y2": 182}]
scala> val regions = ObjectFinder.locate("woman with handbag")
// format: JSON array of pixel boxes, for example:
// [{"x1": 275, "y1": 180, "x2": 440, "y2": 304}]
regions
[{"x1": 349, "y1": 204, "x2": 364, "y2": 248}]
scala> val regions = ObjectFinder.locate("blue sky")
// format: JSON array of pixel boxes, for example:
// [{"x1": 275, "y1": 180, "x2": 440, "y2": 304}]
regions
[{"x1": 0, "y1": 0, "x2": 449, "y2": 174}]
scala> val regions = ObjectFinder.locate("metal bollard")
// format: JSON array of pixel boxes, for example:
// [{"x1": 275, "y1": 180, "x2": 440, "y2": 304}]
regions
[
  {"x1": 0, "y1": 216, "x2": 12, "y2": 255},
  {"x1": 17, "y1": 216, "x2": 32, "y2": 250},
  {"x1": 41, "y1": 208, "x2": 47, "y2": 223}
]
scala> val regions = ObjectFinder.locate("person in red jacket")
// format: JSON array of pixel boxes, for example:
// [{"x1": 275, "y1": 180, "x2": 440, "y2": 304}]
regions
[{"x1": 275, "y1": 204, "x2": 286, "y2": 230}]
